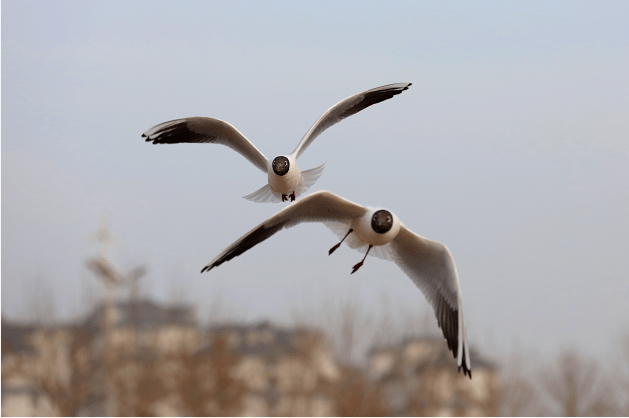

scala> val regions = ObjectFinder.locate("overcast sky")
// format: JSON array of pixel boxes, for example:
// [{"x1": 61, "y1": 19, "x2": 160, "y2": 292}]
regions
[{"x1": 2, "y1": 0, "x2": 628, "y2": 363}]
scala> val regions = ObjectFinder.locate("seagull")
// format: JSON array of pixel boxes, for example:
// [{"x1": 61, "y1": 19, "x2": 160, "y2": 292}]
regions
[
  {"x1": 201, "y1": 190, "x2": 472, "y2": 378},
  {"x1": 142, "y1": 83, "x2": 411, "y2": 203}
]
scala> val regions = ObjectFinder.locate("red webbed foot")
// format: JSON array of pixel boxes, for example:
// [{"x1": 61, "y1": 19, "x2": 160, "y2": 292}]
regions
[
  {"x1": 329, "y1": 229, "x2": 353, "y2": 256},
  {"x1": 350, "y1": 244, "x2": 372, "y2": 275},
  {"x1": 329, "y1": 243, "x2": 341, "y2": 255},
  {"x1": 351, "y1": 261, "x2": 364, "y2": 274}
]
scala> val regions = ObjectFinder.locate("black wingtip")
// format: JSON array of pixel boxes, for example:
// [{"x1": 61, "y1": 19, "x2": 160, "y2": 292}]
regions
[
  {"x1": 201, "y1": 265, "x2": 213, "y2": 273},
  {"x1": 458, "y1": 365, "x2": 472, "y2": 379},
  {"x1": 141, "y1": 133, "x2": 146, "y2": 138}
]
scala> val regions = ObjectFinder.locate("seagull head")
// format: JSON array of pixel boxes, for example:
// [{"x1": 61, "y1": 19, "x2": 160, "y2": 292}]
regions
[
  {"x1": 272, "y1": 156, "x2": 290, "y2": 176},
  {"x1": 371, "y1": 210, "x2": 394, "y2": 234}
]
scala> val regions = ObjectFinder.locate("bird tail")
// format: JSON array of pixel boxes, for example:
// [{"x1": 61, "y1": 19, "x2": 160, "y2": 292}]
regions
[
  {"x1": 243, "y1": 184, "x2": 283, "y2": 203},
  {"x1": 294, "y1": 162, "x2": 325, "y2": 198}
]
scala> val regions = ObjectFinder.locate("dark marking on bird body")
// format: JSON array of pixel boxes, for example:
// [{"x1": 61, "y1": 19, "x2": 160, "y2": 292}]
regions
[
  {"x1": 272, "y1": 156, "x2": 290, "y2": 176},
  {"x1": 371, "y1": 210, "x2": 393, "y2": 234}
]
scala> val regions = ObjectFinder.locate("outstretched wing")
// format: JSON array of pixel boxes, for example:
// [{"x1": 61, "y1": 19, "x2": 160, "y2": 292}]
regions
[
  {"x1": 390, "y1": 226, "x2": 472, "y2": 378},
  {"x1": 201, "y1": 191, "x2": 367, "y2": 272},
  {"x1": 291, "y1": 83, "x2": 412, "y2": 159},
  {"x1": 143, "y1": 117, "x2": 268, "y2": 172}
]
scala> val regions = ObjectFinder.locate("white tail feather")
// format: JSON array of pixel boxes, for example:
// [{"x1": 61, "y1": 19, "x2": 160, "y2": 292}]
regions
[
  {"x1": 294, "y1": 163, "x2": 325, "y2": 198},
  {"x1": 243, "y1": 184, "x2": 283, "y2": 203}
]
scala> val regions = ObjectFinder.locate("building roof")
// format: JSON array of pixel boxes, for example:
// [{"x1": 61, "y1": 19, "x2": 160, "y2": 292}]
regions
[
  {"x1": 200, "y1": 320, "x2": 325, "y2": 359},
  {"x1": 81, "y1": 299, "x2": 197, "y2": 331}
]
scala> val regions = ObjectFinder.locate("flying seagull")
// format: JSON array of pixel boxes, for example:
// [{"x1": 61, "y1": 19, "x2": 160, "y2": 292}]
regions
[
  {"x1": 201, "y1": 190, "x2": 472, "y2": 378},
  {"x1": 143, "y1": 83, "x2": 411, "y2": 202}
]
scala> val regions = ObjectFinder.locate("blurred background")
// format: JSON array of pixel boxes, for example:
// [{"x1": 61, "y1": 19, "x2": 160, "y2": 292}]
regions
[{"x1": 2, "y1": 0, "x2": 628, "y2": 416}]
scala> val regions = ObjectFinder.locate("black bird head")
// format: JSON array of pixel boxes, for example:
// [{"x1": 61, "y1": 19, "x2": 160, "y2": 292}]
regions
[
  {"x1": 371, "y1": 210, "x2": 393, "y2": 234},
  {"x1": 272, "y1": 156, "x2": 290, "y2": 176}
]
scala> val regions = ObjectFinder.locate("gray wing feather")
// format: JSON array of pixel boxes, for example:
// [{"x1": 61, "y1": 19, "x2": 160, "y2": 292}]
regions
[
  {"x1": 390, "y1": 225, "x2": 472, "y2": 378},
  {"x1": 201, "y1": 191, "x2": 367, "y2": 272},
  {"x1": 291, "y1": 83, "x2": 412, "y2": 159},
  {"x1": 143, "y1": 117, "x2": 268, "y2": 172}
]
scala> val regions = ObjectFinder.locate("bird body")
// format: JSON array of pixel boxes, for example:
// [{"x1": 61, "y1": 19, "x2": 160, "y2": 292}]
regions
[
  {"x1": 266, "y1": 154, "x2": 301, "y2": 200},
  {"x1": 201, "y1": 191, "x2": 472, "y2": 378},
  {"x1": 143, "y1": 83, "x2": 411, "y2": 202}
]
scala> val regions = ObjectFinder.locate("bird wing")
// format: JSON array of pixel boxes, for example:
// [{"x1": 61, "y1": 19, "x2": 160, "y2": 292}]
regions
[
  {"x1": 390, "y1": 225, "x2": 472, "y2": 378},
  {"x1": 202, "y1": 191, "x2": 367, "y2": 272},
  {"x1": 143, "y1": 117, "x2": 268, "y2": 172},
  {"x1": 291, "y1": 83, "x2": 412, "y2": 159}
]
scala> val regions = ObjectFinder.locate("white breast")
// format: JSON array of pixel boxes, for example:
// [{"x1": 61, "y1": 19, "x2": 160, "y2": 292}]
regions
[{"x1": 267, "y1": 155, "x2": 301, "y2": 194}]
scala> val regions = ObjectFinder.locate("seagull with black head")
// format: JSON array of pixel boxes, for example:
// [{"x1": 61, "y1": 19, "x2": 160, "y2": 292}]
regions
[
  {"x1": 143, "y1": 83, "x2": 411, "y2": 202},
  {"x1": 201, "y1": 190, "x2": 472, "y2": 378}
]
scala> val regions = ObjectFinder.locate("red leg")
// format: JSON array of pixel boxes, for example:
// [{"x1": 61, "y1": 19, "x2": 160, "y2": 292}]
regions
[
  {"x1": 351, "y1": 245, "x2": 373, "y2": 274},
  {"x1": 282, "y1": 194, "x2": 288, "y2": 202},
  {"x1": 329, "y1": 229, "x2": 353, "y2": 255},
  {"x1": 290, "y1": 192, "x2": 296, "y2": 202}
]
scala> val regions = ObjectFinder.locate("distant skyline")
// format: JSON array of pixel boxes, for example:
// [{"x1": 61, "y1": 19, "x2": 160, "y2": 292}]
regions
[{"x1": 2, "y1": 0, "x2": 628, "y2": 364}]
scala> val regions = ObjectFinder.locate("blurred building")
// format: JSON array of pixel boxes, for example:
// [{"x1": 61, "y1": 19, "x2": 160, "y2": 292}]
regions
[
  {"x1": 81, "y1": 299, "x2": 199, "y2": 356},
  {"x1": 368, "y1": 336, "x2": 500, "y2": 416},
  {"x1": 198, "y1": 321, "x2": 342, "y2": 416},
  {"x1": 1, "y1": 319, "x2": 69, "y2": 416},
  {"x1": 2, "y1": 302, "x2": 500, "y2": 416},
  {"x1": 1, "y1": 300, "x2": 199, "y2": 416}
]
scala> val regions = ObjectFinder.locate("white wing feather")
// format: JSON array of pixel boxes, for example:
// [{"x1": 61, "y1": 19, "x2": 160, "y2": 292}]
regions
[
  {"x1": 143, "y1": 117, "x2": 268, "y2": 172},
  {"x1": 291, "y1": 83, "x2": 412, "y2": 159},
  {"x1": 389, "y1": 225, "x2": 472, "y2": 378},
  {"x1": 202, "y1": 191, "x2": 368, "y2": 272}
]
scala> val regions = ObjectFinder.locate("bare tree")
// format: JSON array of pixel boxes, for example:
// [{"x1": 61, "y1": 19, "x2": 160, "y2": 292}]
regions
[
  {"x1": 499, "y1": 350, "x2": 548, "y2": 416},
  {"x1": 291, "y1": 292, "x2": 437, "y2": 366},
  {"x1": 609, "y1": 330, "x2": 629, "y2": 416},
  {"x1": 334, "y1": 368, "x2": 387, "y2": 416},
  {"x1": 19, "y1": 274, "x2": 58, "y2": 325},
  {"x1": 291, "y1": 293, "x2": 376, "y2": 365},
  {"x1": 540, "y1": 349, "x2": 617, "y2": 416}
]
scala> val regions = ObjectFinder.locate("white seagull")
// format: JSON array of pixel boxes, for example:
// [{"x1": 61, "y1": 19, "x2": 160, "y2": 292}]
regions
[
  {"x1": 142, "y1": 83, "x2": 411, "y2": 203},
  {"x1": 201, "y1": 191, "x2": 472, "y2": 378}
]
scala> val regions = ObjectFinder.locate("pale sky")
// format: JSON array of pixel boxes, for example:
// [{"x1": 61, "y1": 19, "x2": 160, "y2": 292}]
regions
[{"x1": 2, "y1": 0, "x2": 628, "y2": 363}]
